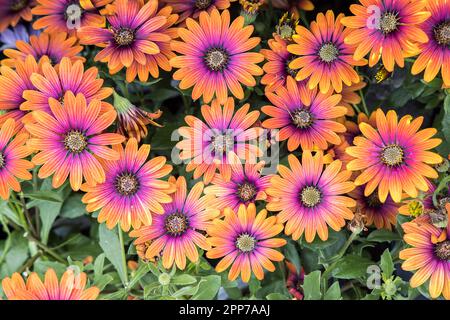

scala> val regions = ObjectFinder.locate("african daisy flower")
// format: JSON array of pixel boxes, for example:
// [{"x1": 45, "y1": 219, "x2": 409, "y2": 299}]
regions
[
  {"x1": 350, "y1": 185, "x2": 400, "y2": 230},
  {"x1": 81, "y1": 138, "x2": 174, "y2": 231},
  {"x1": 1, "y1": 268, "x2": 99, "y2": 300},
  {"x1": 32, "y1": 0, "x2": 112, "y2": 35},
  {"x1": 0, "y1": 0, "x2": 35, "y2": 32},
  {"x1": 266, "y1": 151, "x2": 356, "y2": 242},
  {"x1": 337, "y1": 79, "x2": 367, "y2": 117},
  {"x1": 78, "y1": 0, "x2": 176, "y2": 82},
  {"x1": 400, "y1": 215, "x2": 450, "y2": 300},
  {"x1": 341, "y1": 0, "x2": 431, "y2": 72},
  {"x1": 176, "y1": 97, "x2": 263, "y2": 184},
  {"x1": 170, "y1": 9, "x2": 264, "y2": 105},
  {"x1": 204, "y1": 161, "x2": 273, "y2": 212},
  {"x1": 0, "y1": 55, "x2": 40, "y2": 133},
  {"x1": 162, "y1": 0, "x2": 234, "y2": 24},
  {"x1": 287, "y1": 10, "x2": 366, "y2": 94},
  {"x1": 2, "y1": 32, "x2": 84, "y2": 68},
  {"x1": 130, "y1": 176, "x2": 219, "y2": 269},
  {"x1": 0, "y1": 118, "x2": 33, "y2": 200},
  {"x1": 26, "y1": 92, "x2": 124, "y2": 191},
  {"x1": 206, "y1": 203, "x2": 286, "y2": 283},
  {"x1": 21, "y1": 57, "x2": 113, "y2": 114},
  {"x1": 411, "y1": 0, "x2": 450, "y2": 87},
  {"x1": 261, "y1": 76, "x2": 347, "y2": 152},
  {"x1": 346, "y1": 109, "x2": 442, "y2": 203}
]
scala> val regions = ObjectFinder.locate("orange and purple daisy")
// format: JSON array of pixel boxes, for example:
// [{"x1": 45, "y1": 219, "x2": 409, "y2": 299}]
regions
[
  {"x1": 81, "y1": 138, "x2": 174, "y2": 231},
  {"x1": 162, "y1": 0, "x2": 234, "y2": 24},
  {"x1": 206, "y1": 203, "x2": 286, "y2": 283},
  {"x1": 78, "y1": 0, "x2": 176, "y2": 83},
  {"x1": 287, "y1": 10, "x2": 366, "y2": 94},
  {"x1": 176, "y1": 97, "x2": 263, "y2": 184},
  {"x1": 350, "y1": 185, "x2": 400, "y2": 230},
  {"x1": 26, "y1": 92, "x2": 124, "y2": 191},
  {"x1": 411, "y1": 0, "x2": 450, "y2": 87},
  {"x1": 346, "y1": 109, "x2": 442, "y2": 203},
  {"x1": 130, "y1": 176, "x2": 219, "y2": 269},
  {"x1": 204, "y1": 161, "x2": 272, "y2": 212},
  {"x1": 0, "y1": 0, "x2": 35, "y2": 32},
  {"x1": 400, "y1": 215, "x2": 450, "y2": 300},
  {"x1": 341, "y1": 0, "x2": 431, "y2": 72},
  {"x1": 261, "y1": 76, "x2": 347, "y2": 152},
  {"x1": 170, "y1": 9, "x2": 264, "y2": 105},
  {"x1": 0, "y1": 118, "x2": 33, "y2": 200},
  {"x1": 2, "y1": 32, "x2": 84, "y2": 67},
  {"x1": 32, "y1": 0, "x2": 112, "y2": 35},
  {"x1": 21, "y1": 57, "x2": 113, "y2": 114},
  {"x1": 266, "y1": 151, "x2": 356, "y2": 242},
  {"x1": 1, "y1": 268, "x2": 99, "y2": 300}
]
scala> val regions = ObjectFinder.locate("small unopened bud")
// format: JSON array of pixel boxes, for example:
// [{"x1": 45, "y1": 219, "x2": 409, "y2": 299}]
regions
[
  {"x1": 427, "y1": 208, "x2": 448, "y2": 228},
  {"x1": 347, "y1": 209, "x2": 367, "y2": 234},
  {"x1": 158, "y1": 273, "x2": 171, "y2": 286},
  {"x1": 434, "y1": 158, "x2": 449, "y2": 172}
]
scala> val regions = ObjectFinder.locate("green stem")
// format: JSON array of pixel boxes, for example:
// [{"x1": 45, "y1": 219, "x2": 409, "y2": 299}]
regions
[
  {"x1": 0, "y1": 215, "x2": 12, "y2": 265},
  {"x1": 118, "y1": 226, "x2": 129, "y2": 288},
  {"x1": 359, "y1": 89, "x2": 369, "y2": 115},
  {"x1": 19, "y1": 192, "x2": 38, "y2": 238},
  {"x1": 26, "y1": 234, "x2": 67, "y2": 264}
]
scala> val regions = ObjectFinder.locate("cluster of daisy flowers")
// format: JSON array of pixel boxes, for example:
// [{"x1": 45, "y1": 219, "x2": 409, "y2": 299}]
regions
[{"x1": 0, "y1": 0, "x2": 448, "y2": 301}]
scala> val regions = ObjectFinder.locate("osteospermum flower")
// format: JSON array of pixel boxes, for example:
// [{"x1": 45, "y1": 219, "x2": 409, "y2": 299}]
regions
[
  {"x1": 0, "y1": 24, "x2": 38, "y2": 51},
  {"x1": 262, "y1": 76, "x2": 347, "y2": 151},
  {"x1": 0, "y1": 118, "x2": 33, "y2": 200},
  {"x1": 411, "y1": 0, "x2": 450, "y2": 87},
  {"x1": 2, "y1": 32, "x2": 84, "y2": 67},
  {"x1": 0, "y1": 0, "x2": 35, "y2": 32},
  {"x1": 130, "y1": 176, "x2": 219, "y2": 269},
  {"x1": 350, "y1": 185, "x2": 400, "y2": 230},
  {"x1": 260, "y1": 33, "x2": 298, "y2": 92},
  {"x1": 170, "y1": 9, "x2": 264, "y2": 105},
  {"x1": 26, "y1": 92, "x2": 124, "y2": 191},
  {"x1": 266, "y1": 151, "x2": 355, "y2": 242},
  {"x1": 78, "y1": 0, "x2": 176, "y2": 82},
  {"x1": 1, "y1": 268, "x2": 99, "y2": 300},
  {"x1": 176, "y1": 97, "x2": 263, "y2": 184},
  {"x1": 341, "y1": 0, "x2": 431, "y2": 72},
  {"x1": 32, "y1": 0, "x2": 112, "y2": 35},
  {"x1": 287, "y1": 10, "x2": 366, "y2": 93},
  {"x1": 338, "y1": 79, "x2": 367, "y2": 117},
  {"x1": 206, "y1": 204, "x2": 286, "y2": 283},
  {"x1": 162, "y1": 0, "x2": 234, "y2": 24},
  {"x1": 21, "y1": 57, "x2": 113, "y2": 114},
  {"x1": 0, "y1": 55, "x2": 40, "y2": 133},
  {"x1": 204, "y1": 161, "x2": 272, "y2": 212},
  {"x1": 81, "y1": 138, "x2": 174, "y2": 231},
  {"x1": 346, "y1": 109, "x2": 442, "y2": 203},
  {"x1": 400, "y1": 215, "x2": 450, "y2": 300}
]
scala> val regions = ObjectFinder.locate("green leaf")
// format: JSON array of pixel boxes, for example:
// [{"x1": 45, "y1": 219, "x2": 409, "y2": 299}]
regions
[
  {"x1": 33, "y1": 260, "x2": 67, "y2": 277},
  {"x1": 172, "y1": 274, "x2": 197, "y2": 286},
  {"x1": 23, "y1": 191, "x2": 63, "y2": 203},
  {"x1": 442, "y1": 94, "x2": 450, "y2": 144},
  {"x1": 332, "y1": 255, "x2": 373, "y2": 280},
  {"x1": 60, "y1": 193, "x2": 87, "y2": 219},
  {"x1": 0, "y1": 231, "x2": 28, "y2": 277},
  {"x1": 191, "y1": 275, "x2": 221, "y2": 300},
  {"x1": 324, "y1": 281, "x2": 342, "y2": 300},
  {"x1": 94, "y1": 253, "x2": 106, "y2": 279},
  {"x1": 0, "y1": 200, "x2": 21, "y2": 226},
  {"x1": 93, "y1": 274, "x2": 114, "y2": 291},
  {"x1": 366, "y1": 229, "x2": 401, "y2": 242},
  {"x1": 38, "y1": 200, "x2": 63, "y2": 244},
  {"x1": 301, "y1": 270, "x2": 322, "y2": 300},
  {"x1": 99, "y1": 224, "x2": 127, "y2": 286},
  {"x1": 380, "y1": 249, "x2": 394, "y2": 278},
  {"x1": 266, "y1": 293, "x2": 290, "y2": 300}
]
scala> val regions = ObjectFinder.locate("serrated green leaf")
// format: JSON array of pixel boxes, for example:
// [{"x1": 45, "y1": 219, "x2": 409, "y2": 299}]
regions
[
  {"x1": 324, "y1": 281, "x2": 342, "y2": 300},
  {"x1": 99, "y1": 224, "x2": 127, "y2": 286},
  {"x1": 191, "y1": 275, "x2": 221, "y2": 300},
  {"x1": 302, "y1": 270, "x2": 322, "y2": 300},
  {"x1": 380, "y1": 249, "x2": 394, "y2": 277},
  {"x1": 332, "y1": 255, "x2": 373, "y2": 280},
  {"x1": 172, "y1": 274, "x2": 197, "y2": 286}
]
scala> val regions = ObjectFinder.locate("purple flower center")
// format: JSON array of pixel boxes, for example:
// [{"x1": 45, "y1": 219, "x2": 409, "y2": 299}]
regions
[
  {"x1": 0, "y1": 153, "x2": 5, "y2": 169},
  {"x1": 237, "y1": 182, "x2": 257, "y2": 202},
  {"x1": 300, "y1": 186, "x2": 322, "y2": 208},
  {"x1": 195, "y1": 0, "x2": 212, "y2": 10},
  {"x1": 113, "y1": 28, "x2": 136, "y2": 46},
  {"x1": 10, "y1": 0, "x2": 28, "y2": 11},
  {"x1": 435, "y1": 240, "x2": 450, "y2": 261},
  {"x1": 165, "y1": 212, "x2": 189, "y2": 236},
  {"x1": 318, "y1": 43, "x2": 339, "y2": 63},
  {"x1": 380, "y1": 144, "x2": 404, "y2": 167},
  {"x1": 235, "y1": 233, "x2": 256, "y2": 252},
  {"x1": 367, "y1": 193, "x2": 382, "y2": 208},
  {"x1": 204, "y1": 47, "x2": 229, "y2": 72},
  {"x1": 115, "y1": 173, "x2": 140, "y2": 196},
  {"x1": 285, "y1": 56, "x2": 298, "y2": 78},
  {"x1": 379, "y1": 11, "x2": 399, "y2": 34},
  {"x1": 64, "y1": 130, "x2": 87, "y2": 154},
  {"x1": 434, "y1": 21, "x2": 450, "y2": 46},
  {"x1": 291, "y1": 109, "x2": 313, "y2": 128}
]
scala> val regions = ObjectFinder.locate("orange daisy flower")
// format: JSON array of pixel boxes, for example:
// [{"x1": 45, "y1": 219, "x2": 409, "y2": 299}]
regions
[
  {"x1": 78, "y1": 0, "x2": 177, "y2": 83},
  {"x1": 0, "y1": 118, "x2": 33, "y2": 200},
  {"x1": 400, "y1": 215, "x2": 450, "y2": 300},
  {"x1": 262, "y1": 76, "x2": 347, "y2": 151},
  {"x1": 26, "y1": 92, "x2": 124, "y2": 191},
  {"x1": 266, "y1": 151, "x2": 355, "y2": 242},
  {"x1": 81, "y1": 138, "x2": 174, "y2": 231},
  {"x1": 170, "y1": 9, "x2": 264, "y2": 105},
  {"x1": 161, "y1": 0, "x2": 234, "y2": 24},
  {"x1": 21, "y1": 57, "x2": 113, "y2": 114},
  {"x1": 346, "y1": 109, "x2": 442, "y2": 203},
  {"x1": 0, "y1": 0, "x2": 35, "y2": 32},
  {"x1": 1, "y1": 268, "x2": 99, "y2": 300},
  {"x1": 130, "y1": 176, "x2": 219, "y2": 269},
  {"x1": 32, "y1": 0, "x2": 112, "y2": 35},
  {"x1": 411, "y1": 0, "x2": 450, "y2": 87},
  {"x1": 206, "y1": 203, "x2": 286, "y2": 283},
  {"x1": 2, "y1": 32, "x2": 84, "y2": 68},
  {"x1": 338, "y1": 79, "x2": 367, "y2": 117},
  {"x1": 341, "y1": 0, "x2": 431, "y2": 72},
  {"x1": 176, "y1": 97, "x2": 263, "y2": 184},
  {"x1": 288, "y1": 10, "x2": 366, "y2": 93}
]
